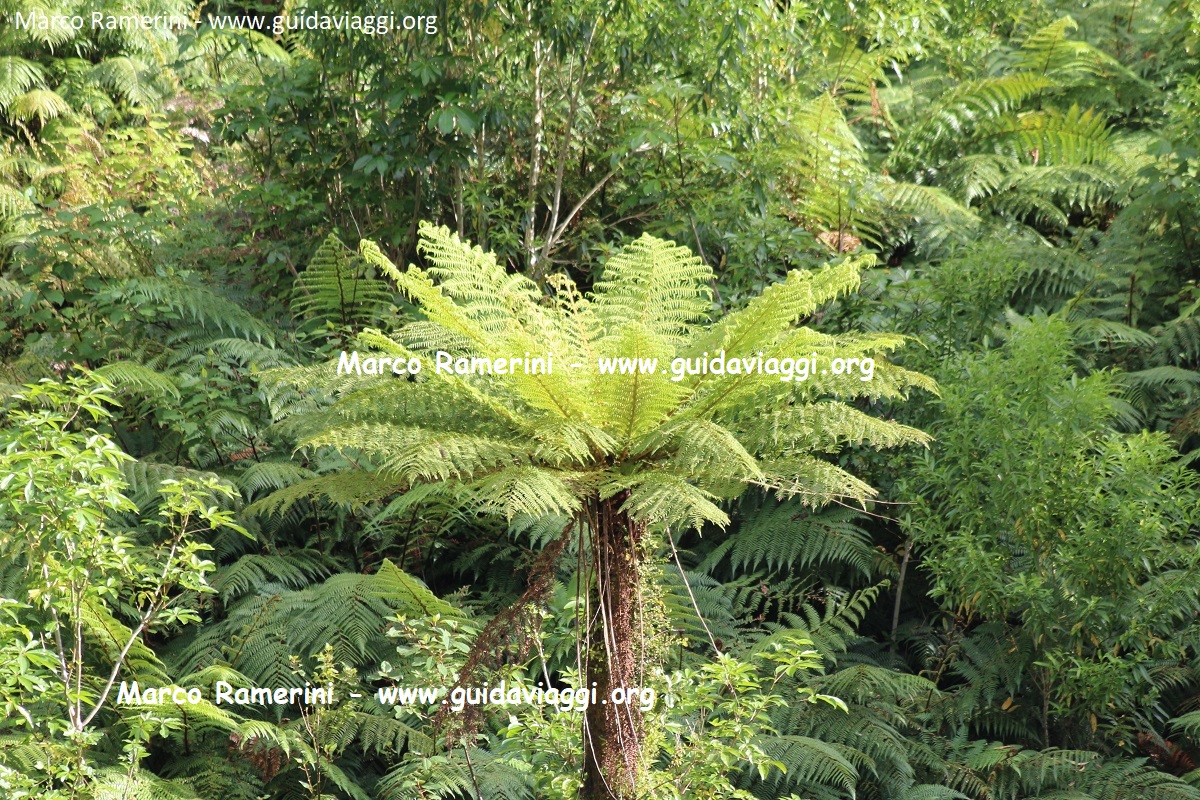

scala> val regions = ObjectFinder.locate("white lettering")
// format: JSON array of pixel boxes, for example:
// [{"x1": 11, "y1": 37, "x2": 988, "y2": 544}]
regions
[
  {"x1": 337, "y1": 350, "x2": 361, "y2": 374},
  {"x1": 117, "y1": 680, "x2": 141, "y2": 704}
]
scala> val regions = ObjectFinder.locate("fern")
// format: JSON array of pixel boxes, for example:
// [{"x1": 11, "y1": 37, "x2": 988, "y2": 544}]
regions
[
  {"x1": 701, "y1": 503, "x2": 878, "y2": 579},
  {"x1": 93, "y1": 361, "x2": 181, "y2": 400},
  {"x1": 212, "y1": 551, "x2": 336, "y2": 602},
  {"x1": 748, "y1": 735, "x2": 858, "y2": 795},
  {"x1": 91, "y1": 767, "x2": 202, "y2": 800},
  {"x1": 293, "y1": 234, "x2": 393, "y2": 331},
  {"x1": 168, "y1": 559, "x2": 458, "y2": 683},
  {"x1": 123, "y1": 278, "x2": 277, "y2": 344},
  {"x1": 0, "y1": 56, "x2": 44, "y2": 111}
]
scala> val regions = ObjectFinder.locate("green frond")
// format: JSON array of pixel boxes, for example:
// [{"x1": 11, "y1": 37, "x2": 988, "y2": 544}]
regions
[
  {"x1": 8, "y1": 88, "x2": 68, "y2": 122},
  {"x1": 998, "y1": 162, "x2": 1123, "y2": 219},
  {"x1": 750, "y1": 584, "x2": 887, "y2": 660},
  {"x1": 648, "y1": 418, "x2": 763, "y2": 483},
  {"x1": 1118, "y1": 366, "x2": 1200, "y2": 391},
  {"x1": 751, "y1": 735, "x2": 858, "y2": 795},
  {"x1": 508, "y1": 513, "x2": 574, "y2": 549},
  {"x1": 92, "y1": 361, "x2": 181, "y2": 401},
  {"x1": 303, "y1": 423, "x2": 527, "y2": 483},
  {"x1": 158, "y1": 754, "x2": 263, "y2": 800},
  {"x1": 1072, "y1": 317, "x2": 1157, "y2": 348},
  {"x1": 1014, "y1": 16, "x2": 1142, "y2": 85},
  {"x1": 469, "y1": 465, "x2": 581, "y2": 519},
  {"x1": 80, "y1": 597, "x2": 172, "y2": 686},
  {"x1": 899, "y1": 786, "x2": 969, "y2": 800},
  {"x1": 591, "y1": 233, "x2": 712, "y2": 341},
  {"x1": 887, "y1": 74, "x2": 1054, "y2": 171},
  {"x1": 0, "y1": 182, "x2": 35, "y2": 220},
  {"x1": 362, "y1": 225, "x2": 535, "y2": 346},
  {"x1": 124, "y1": 278, "x2": 277, "y2": 344},
  {"x1": 945, "y1": 154, "x2": 1014, "y2": 204},
  {"x1": 0, "y1": 56, "x2": 44, "y2": 110},
  {"x1": 293, "y1": 233, "x2": 393, "y2": 329},
  {"x1": 694, "y1": 256, "x2": 866, "y2": 361},
  {"x1": 621, "y1": 471, "x2": 731, "y2": 530},
  {"x1": 169, "y1": 560, "x2": 456, "y2": 679},
  {"x1": 247, "y1": 471, "x2": 399, "y2": 517},
  {"x1": 590, "y1": 321, "x2": 682, "y2": 441},
  {"x1": 212, "y1": 551, "x2": 336, "y2": 601},
  {"x1": 704, "y1": 504, "x2": 876, "y2": 578},
  {"x1": 89, "y1": 56, "x2": 160, "y2": 107},
  {"x1": 377, "y1": 756, "x2": 477, "y2": 800},
  {"x1": 882, "y1": 182, "x2": 980, "y2": 246},
  {"x1": 187, "y1": 27, "x2": 292, "y2": 64},
  {"x1": 232, "y1": 461, "x2": 317, "y2": 498},
  {"x1": 817, "y1": 664, "x2": 937, "y2": 708},
  {"x1": 348, "y1": 710, "x2": 433, "y2": 755},
  {"x1": 119, "y1": 460, "x2": 236, "y2": 513},
  {"x1": 782, "y1": 92, "x2": 876, "y2": 241},
  {"x1": 320, "y1": 760, "x2": 373, "y2": 800},
  {"x1": 200, "y1": 338, "x2": 296, "y2": 370},
  {"x1": 659, "y1": 567, "x2": 742, "y2": 646},
  {"x1": 757, "y1": 454, "x2": 877, "y2": 507},
  {"x1": 92, "y1": 767, "x2": 201, "y2": 800},
  {"x1": 984, "y1": 104, "x2": 1113, "y2": 166},
  {"x1": 734, "y1": 400, "x2": 932, "y2": 455}
]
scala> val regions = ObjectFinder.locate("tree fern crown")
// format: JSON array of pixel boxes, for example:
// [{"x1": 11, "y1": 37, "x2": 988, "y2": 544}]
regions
[{"x1": 281, "y1": 223, "x2": 934, "y2": 532}]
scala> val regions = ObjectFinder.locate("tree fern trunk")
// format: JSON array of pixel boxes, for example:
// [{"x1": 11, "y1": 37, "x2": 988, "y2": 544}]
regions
[{"x1": 582, "y1": 495, "x2": 645, "y2": 799}]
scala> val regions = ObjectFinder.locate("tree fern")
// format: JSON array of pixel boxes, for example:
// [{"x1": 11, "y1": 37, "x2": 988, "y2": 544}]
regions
[
  {"x1": 700, "y1": 503, "x2": 878, "y2": 579},
  {"x1": 168, "y1": 559, "x2": 458, "y2": 685},
  {"x1": 91, "y1": 768, "x2": 203, "y2": 800},
  {"x1": 93, "y1": 360, "x2": 181, "y2": 400},
  {"x1": 267, "y1": 223, "x2": 932, "y2": 797},
  {"x1": 293, "y1": 234, "x2": 393, "y2": 332},
  {"x1": 0, "y1": 56, "x2": 44, "y2": 113},
  {"x1": 123, "y1": 278, "x2": 277, "y2": 344}
]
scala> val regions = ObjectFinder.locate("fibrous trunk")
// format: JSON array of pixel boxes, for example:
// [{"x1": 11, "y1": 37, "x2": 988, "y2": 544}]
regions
[{"x1": 581, "y1": 495, "x2": 645, "y2": 799}]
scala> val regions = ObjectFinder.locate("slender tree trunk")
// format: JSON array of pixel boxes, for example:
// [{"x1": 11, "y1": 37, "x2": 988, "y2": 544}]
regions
[
  {"x1": 890, "y1": 537, "x2": 913, "y2": 646},
  {"x1": 582, "y1": 496, "x2": 645, "y2": 799}
]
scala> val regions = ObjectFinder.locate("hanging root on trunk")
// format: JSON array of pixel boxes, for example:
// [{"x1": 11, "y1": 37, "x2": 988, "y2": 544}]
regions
[{"x1": 434, "y1": 520, "x2": 574, "y2": 741}]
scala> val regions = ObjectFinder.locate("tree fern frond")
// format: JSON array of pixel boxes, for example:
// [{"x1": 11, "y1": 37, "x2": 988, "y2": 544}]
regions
[
  {"x1": 608, "y1": 471, "x2": 730, "y2": 531},
  {"x1": 233, "y1": 461, "x2": 317, "y2": 499},
  {"x1": 1014, "y1": 16, "x2": 1143, "y2": 85},
  {"x1": 170, "y1": 561, "x2": 455, "y2": 679},
  {"x1": 0, "y1": 182, "x2": 35, "y2": 219},
  {"x1": 591, "y1": 233, "x2": 713, "y2": 341},
  {"x1": 124, "y1": 278, "x2": 277, "y2": 344},
  {"x1": 470, "y1": 465, "x2": 581, "y2": 519},
  {"x1": 92, "y1": 767, "x2": 201, "y2": 800},
  {"x1": 1118, "y1": 366, "x2": 1200, "y2": 391},
  {"x1": 882, "y1": 182, "x2": 980, "y2": 237},
  {"x1": 751, "y1": 735, "x2": 858, "y2": 794},
  {"x1": 8, "y1": 88, "x2": 69, "y2": 122},
  {"x1": 887, "y1": 74, "x2": 1054, "y2": 171},
  {"x1": 212, "y1": 551, "x2": 336, "y2": 602},
  {"x1": 247, "y1": 471, "x2": 399, "y2": 517},
  {"x1": 89, "y1": 56, "x2": 160, "y2": 107},
  {"x1": 704, "y1": 504, "x2": 877, "y2": 578},
  {"x1": 293, "y1": 233, "x2": 393, "y2": 330},
  {"x1": 93, "y1": 361, "x2": 181, "y2": 400},
  {"x1": 0, "y1": 56, "x2": 44, "y2": 110}
]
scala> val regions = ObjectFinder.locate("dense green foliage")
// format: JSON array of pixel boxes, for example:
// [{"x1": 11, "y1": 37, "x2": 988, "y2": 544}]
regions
[{"x1": 3, "y1": 0, "x2": 1200, "y2": 798}]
